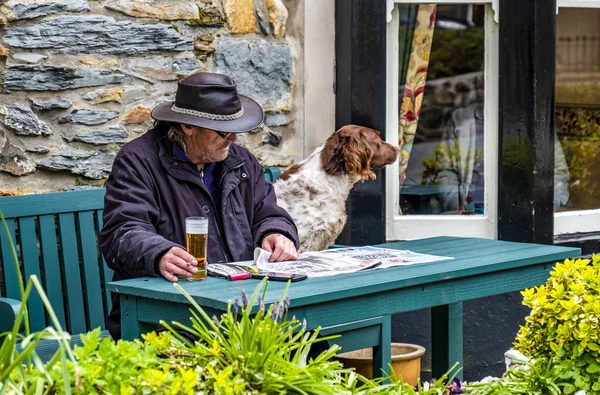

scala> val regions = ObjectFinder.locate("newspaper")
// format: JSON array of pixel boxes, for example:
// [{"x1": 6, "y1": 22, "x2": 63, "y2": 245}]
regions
[{"x1": 253, "y1": 246, "x2": 452, "y2": 278}]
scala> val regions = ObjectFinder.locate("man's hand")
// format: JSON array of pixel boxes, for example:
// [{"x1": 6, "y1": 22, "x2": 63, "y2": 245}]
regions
[
  {"x1": 158, "y1": 247, "x2": 198, "y2": 282},
  {"x1": 261, "y1": 233, "x2": 297, "y2": 262}
]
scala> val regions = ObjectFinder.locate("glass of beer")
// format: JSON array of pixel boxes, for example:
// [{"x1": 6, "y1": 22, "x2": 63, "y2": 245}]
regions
[{"x1": 185, "y1": 216, "x2": 209, "y2": 281}]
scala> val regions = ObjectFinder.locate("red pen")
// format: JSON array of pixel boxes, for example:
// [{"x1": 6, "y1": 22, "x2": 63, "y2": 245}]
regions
[{"x1": 227, "y1": 272, "x2": 251, "y2": 281}]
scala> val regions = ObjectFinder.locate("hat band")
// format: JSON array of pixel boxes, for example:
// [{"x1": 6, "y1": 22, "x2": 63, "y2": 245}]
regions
[{"x1": 171, "y1": 104, "x2": 244, "y2": 121}]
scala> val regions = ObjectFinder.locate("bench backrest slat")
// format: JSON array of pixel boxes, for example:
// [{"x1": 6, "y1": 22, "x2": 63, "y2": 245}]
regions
[
  {"x1": 18, "y1": 217, "x2": 46, "y2": 332},
  {"x1": 57, "y1": 213, "x2": 87, "y2": 334},
  {"x1": 78, "y1": 211, "x2": 106, "y2": 330},
  {"x1": 0, "y1": 219, "x2": 21, "y2": 300},
  {"x1": 96, "y1": 211, "x2": 113, "y2": 315},
  {"x1": 38, "y1": 214, "x2": 67, "y2": 329},
  {"x1": 1, "y1": 189, "x2": 109, "y2": 218}
]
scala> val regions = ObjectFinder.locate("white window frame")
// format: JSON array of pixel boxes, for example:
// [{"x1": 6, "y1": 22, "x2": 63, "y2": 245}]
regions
[
  {"x1": 385, "y1": 1, "x2": 499, "y2": 241},
  {"x1": 387, "y1": 0, "x2": 499, "y2": 23},
  {"x1": 554, "y1": 1, "x2": 600, "y2": 236}
]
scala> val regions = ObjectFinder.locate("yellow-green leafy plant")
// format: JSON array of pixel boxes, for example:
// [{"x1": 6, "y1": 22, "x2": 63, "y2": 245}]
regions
[
  {"x1": 514, "y1": 255, "x2": 600, "y2": 393},
  {"x1": 465, "y1": 357, "x2": 577, "y2": 394}
]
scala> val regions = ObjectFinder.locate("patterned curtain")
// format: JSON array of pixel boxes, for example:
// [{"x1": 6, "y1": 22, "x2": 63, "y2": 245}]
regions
[{"x1": 398, "y1": 5, "x2": 437, "y2": 183}]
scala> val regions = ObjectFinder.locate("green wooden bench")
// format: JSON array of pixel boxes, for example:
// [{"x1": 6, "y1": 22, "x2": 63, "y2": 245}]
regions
[
  {"x1": 0, "y1": 167, "x2": 283, "y2": 359},
  {"x1": 0, "y1": 188, "x2": 111, "y2": 358}
]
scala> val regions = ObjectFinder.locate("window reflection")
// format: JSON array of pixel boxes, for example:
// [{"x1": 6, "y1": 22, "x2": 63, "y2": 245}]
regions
[
  {"x1": 398, "y1": 4, "x2": 485, "y2": 215},
  {"x1": 555, "y1": 8, "x2": 600, "y2": 212}
]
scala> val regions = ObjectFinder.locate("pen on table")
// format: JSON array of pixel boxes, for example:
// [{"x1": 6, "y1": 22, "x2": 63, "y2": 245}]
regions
[{"x1": 227, "y1": 272, "x2": 251, "y2": 281}]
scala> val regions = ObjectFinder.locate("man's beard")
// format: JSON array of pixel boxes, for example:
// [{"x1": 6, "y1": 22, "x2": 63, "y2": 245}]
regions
[{"x1": 211, "y1": 143, "x2": 231, "y2": 162}]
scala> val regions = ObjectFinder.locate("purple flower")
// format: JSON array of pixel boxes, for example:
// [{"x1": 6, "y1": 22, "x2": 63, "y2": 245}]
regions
[
  {"x1": 258, "y1": 295, "x2": 265, "y2": 310},
  {"x1": 270, "y1": 302, "x2": 279, "y2": 320},
  {"x1": 417, "y1": 378, "x2": 463, "y2": 394},
  {"x1": 233, "y1": 298, "x2": 239, "y2": 315},
  {"x1": 241, "y1": 290, "x2": 248, "y2": 308},
  {"x1": 284, "y1": 295, "x2": 290, "y2": 310},
  {"x1": 443, "y1": 378, "x2": 463, "y2": 394}
]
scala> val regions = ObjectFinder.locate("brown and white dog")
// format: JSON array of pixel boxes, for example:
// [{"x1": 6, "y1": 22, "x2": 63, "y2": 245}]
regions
[{"x1": 273, "y1": 125, "x2": 400, "y2": 253}]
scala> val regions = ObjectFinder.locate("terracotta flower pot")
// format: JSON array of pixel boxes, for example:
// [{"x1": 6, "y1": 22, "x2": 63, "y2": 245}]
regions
[{"x1": 336, "y1": 343, "x2": 426, "y2": 386}]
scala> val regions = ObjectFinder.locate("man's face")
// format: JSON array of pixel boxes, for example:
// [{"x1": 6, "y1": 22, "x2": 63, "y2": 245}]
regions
[{"x1": 181, "y1": 124, "x2": 238, "y2": 167}]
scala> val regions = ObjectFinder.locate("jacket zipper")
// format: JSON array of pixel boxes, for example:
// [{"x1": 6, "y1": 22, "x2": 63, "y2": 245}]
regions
[{"x1": 217, "y1": 162, "x2": 246, "y2": 259}]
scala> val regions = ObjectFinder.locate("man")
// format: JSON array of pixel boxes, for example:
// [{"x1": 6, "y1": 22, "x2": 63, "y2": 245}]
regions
[
  {"x1": 435, "y1": 104, "x2": 570, "y2": 213},
  {"x1": 100, "y1": 72, "x2": 299, "y2": 339}
]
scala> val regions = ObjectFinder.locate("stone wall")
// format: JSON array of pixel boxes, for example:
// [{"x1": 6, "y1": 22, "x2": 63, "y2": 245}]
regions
[{"x1": 0, "y1": 0, "x2": 302, "y2": 192}]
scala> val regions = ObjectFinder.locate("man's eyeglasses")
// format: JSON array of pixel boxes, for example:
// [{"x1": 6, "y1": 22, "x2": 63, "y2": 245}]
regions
[{"x1": 213, "y1": 130, "x2": 234, "y2": 140}]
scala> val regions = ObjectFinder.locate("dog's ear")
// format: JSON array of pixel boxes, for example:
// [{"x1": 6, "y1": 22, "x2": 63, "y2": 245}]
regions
[
  {"x1": 342, "y1": 127, "x2": 376, "y2": 181},
  {"x1": 322, "y1": 125, "x2": 376, "y2": 181}
]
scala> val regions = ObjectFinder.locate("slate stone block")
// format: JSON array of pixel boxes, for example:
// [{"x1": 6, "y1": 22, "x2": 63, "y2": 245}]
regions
[
  {"x1": 216, "y1": 38, "x2": 292, "y2": 107},
  {"x1": 0, "y1": 139, "x2": 37, "y2": 176},
  {"x1": 59, "y1": 109, "x2": 119, "y2": 126},
  {"x1": 38, "y1": 149, "x2": 115, "y2": 179},
  {"x1": 0, "y1": 105, "x2": 52, "y2": 135},
  {"x1": 69, "y1": 126, "x2": 129, "y2": 145},
  {"x1": 1, "y1": 0, "x2": 89, "y2": 21},
  {"x1": 30, "y1": 97, "x2": 73, "y2": 111},
  {"x1": 4, "y1": 65, "x2": 124, "y2": 92},
  {"x1": 4, "y1": 15, "x2": 193, "y2": 54}
]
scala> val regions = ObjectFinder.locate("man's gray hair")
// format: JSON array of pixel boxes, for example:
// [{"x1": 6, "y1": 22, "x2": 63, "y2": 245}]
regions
[{"x1": 167, "y1": 123, "x2": 186, "y2": 152}]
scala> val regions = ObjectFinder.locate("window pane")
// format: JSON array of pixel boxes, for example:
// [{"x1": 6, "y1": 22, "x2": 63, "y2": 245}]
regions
[
  {"x1": 555, "y1": 8, "x2": 600, "y2": 212},
  {"x1": 398, "y1": 4, "x2": 485, "y2": 215}
]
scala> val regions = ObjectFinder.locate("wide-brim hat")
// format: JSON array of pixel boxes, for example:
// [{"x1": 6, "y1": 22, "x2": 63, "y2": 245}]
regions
[{"x1": 151, "y1": 72, "x2": 264, "y2": 133}]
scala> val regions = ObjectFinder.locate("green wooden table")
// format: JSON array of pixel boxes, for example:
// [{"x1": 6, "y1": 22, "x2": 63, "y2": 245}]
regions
[{"x1": 108, "y1": 236, "x2": 580, "y2": 379}]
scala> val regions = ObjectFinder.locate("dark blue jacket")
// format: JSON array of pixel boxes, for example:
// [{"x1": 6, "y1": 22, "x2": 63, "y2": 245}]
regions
[{"x1": 100, "y1": 126, "x2": 298, "y2": 338}]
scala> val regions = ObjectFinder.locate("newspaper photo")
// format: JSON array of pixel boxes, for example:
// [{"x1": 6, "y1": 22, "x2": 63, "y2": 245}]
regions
[{"x1": 253, "y1": 246, "x2": 452, "y2": 278}]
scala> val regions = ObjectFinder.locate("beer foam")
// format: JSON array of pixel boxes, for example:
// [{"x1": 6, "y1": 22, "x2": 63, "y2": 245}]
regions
[{"x1": 186, "y1": 218, "x2": 208, "y2": 234}]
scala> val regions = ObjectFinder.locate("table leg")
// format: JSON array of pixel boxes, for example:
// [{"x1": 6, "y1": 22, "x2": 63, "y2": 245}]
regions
[
  {"x1": 120, "y1": 294, "x2": 141, "y2": 341},
  {"x1": 372, "y1": 315, "x2": 392, "y2": 381},
  {"x1": 431, "y1": 302, "x2": 463, "y2": 380}
]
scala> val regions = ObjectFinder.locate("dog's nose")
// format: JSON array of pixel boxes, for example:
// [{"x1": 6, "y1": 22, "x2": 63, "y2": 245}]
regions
[{"x1": 385, "y1": 149, "x2": 399, "y2": 165}]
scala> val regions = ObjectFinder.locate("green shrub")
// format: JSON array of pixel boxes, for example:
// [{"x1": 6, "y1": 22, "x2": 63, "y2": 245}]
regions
[
  {"x1": 465, "y1": 357, "x2": 583, "y2": 394},
  {"x1": 514, "y1": 255, "x2": 600, "y2": 393}
]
